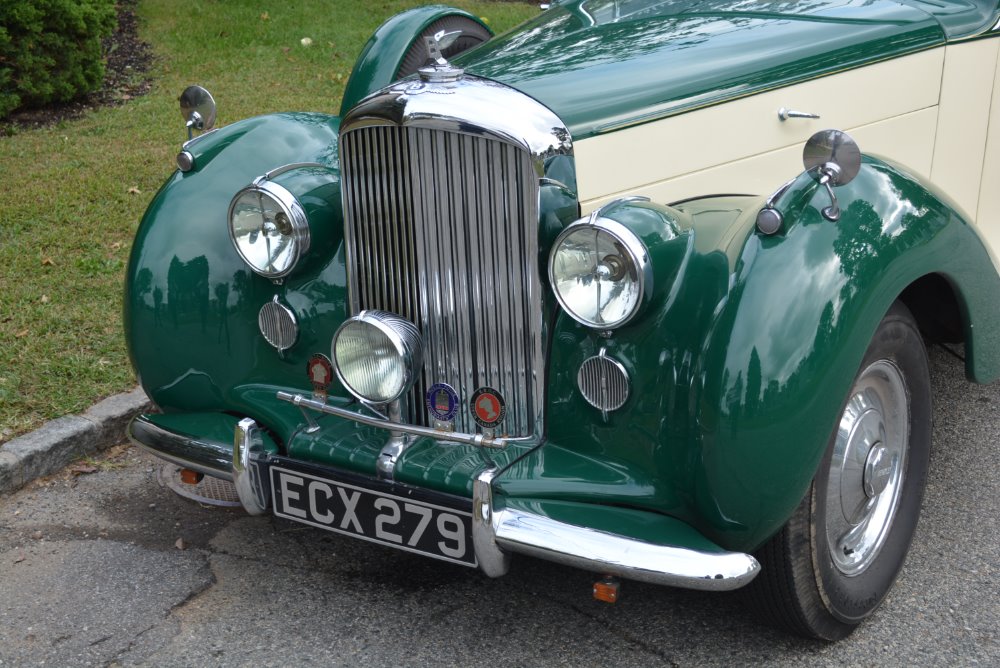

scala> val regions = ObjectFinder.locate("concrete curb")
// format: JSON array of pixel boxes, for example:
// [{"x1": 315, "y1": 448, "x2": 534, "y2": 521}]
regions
[{"x1": 0, "y1": 387, "x2": 151, "y2": 497}]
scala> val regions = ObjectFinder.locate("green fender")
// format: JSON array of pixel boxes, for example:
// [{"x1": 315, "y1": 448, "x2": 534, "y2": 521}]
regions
[
  {"x1": 504, "y1": 155, "x2": 1000, "y2": 553},
  {"x1": 695, "y1": 155, "x2": 1000, "y2": 550},
  {"x1": 124, "y1": 112, "x2": 351, "y2": 442},
  {"x1": 339, "y1": 6, "x2": 492, "y2": 115}
]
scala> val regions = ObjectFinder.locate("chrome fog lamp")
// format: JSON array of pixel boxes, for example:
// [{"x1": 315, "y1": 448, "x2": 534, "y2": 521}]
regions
[
  {"x1": 549, "y1": 217, "x2": 651, "y2": 329},
  {"x1": 332, "y1": 311, "x2": 423, "y2": 405},
  {"x1": 228, "y1": 180, "x2": 310, "y2": 278}
]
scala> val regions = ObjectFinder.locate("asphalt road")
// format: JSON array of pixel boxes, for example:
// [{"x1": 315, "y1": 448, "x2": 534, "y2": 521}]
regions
[{"x1": 0, "y1": 345, "x2": 996, "y2": 667}]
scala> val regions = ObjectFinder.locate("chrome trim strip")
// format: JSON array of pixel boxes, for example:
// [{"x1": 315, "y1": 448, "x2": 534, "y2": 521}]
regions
[
  {"x1": 489, "y1": 508, "x2": 761, "y2": 590},
  {"x1": 258, "y1": 162, "x2": 326, "y2": 182},
  {"x1": 276, "y1": 391, "x2": 510, "y2": 449},
  {"x1": 127, "y1": 415, "x2": 234, "y2": 481},
  {"x1": 181, "y1": 127, "x2": 219, "y2": 151}
]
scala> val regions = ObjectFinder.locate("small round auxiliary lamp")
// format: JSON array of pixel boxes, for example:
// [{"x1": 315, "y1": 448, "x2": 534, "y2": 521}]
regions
[{"x1": 332, "y1": 311, "x2": 423, "y2": 421}]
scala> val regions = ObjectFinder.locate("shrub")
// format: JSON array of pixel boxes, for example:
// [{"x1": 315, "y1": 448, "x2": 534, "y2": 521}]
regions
[{"x1": 0, "y1": 0, "x2": 116, "y2": 118}]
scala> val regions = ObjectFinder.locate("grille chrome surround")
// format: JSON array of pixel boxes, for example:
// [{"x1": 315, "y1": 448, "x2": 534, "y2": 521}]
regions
[
  {"x1": 578, "y1": 353, "x2": 630, "y2": 413},
  {"x1": 339, "y1": 75, "x2": 573, "y2": 439},
  {"x1": 341, "y1": 127, "x2": 541, "y2": 436}
]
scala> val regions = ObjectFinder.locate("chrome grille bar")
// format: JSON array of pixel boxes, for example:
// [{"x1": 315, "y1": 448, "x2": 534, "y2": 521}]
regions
[{"x1": 341, "y1": 125, "x2": 543, "y2": 438}]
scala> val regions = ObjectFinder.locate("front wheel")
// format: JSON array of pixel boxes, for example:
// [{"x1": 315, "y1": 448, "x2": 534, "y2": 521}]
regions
[{"x1": 749, "y1": 301, "x2": 931, "y2": 640}]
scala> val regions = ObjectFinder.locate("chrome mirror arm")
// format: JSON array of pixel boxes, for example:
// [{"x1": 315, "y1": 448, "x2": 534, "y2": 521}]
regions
[
  {"x1": 818, "y1": 166, "x2": 842, "y2": 222},
  {"x1": 185, "y1": 110, "x2": 204, "y2": 141}
]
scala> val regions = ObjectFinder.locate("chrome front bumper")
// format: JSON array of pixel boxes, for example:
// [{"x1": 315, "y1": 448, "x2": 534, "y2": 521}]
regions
[
  {"x1": 471, "y1": 468, "x2": 760, "y2": 590},
  {"x1": 128, "y1": 415, "x2": 760, "y2": 591}
]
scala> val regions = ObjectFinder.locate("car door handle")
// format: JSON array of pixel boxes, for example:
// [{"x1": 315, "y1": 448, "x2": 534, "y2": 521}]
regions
[{"x1": 778, "y1": 107, "x2": 821, "y2": 121}]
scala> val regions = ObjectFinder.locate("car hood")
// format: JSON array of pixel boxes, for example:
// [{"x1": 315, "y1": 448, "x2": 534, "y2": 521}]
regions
[{"x1": 458, "y1": 0, "x2": 945, "y2": 139}]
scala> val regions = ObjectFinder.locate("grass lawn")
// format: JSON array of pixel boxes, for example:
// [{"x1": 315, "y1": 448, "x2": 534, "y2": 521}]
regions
[{"x1": 0, "y1": 0, "x2": 538, "y2": 443}]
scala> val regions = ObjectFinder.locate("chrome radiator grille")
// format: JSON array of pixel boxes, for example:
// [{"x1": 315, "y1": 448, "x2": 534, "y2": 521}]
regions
[{"x1": 340, "y1": 125, "x2": 544, "y2": 438}]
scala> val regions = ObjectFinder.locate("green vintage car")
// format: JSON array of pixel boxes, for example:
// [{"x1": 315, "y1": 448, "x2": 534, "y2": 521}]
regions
[{"x1": 125, "y1": 0, "x2": 1000, "y2": 639}]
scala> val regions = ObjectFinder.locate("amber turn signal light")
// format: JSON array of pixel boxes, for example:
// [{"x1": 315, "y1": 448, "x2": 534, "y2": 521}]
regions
[
  {"x1": 180, "y1": 468, "x2": 204, "y2": 485},
  {"x1": 593, "y1": 576, "x2": 620, "y2": 603}
]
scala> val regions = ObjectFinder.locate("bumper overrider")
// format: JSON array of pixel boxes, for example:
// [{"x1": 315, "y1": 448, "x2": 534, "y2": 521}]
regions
[{"x1": 128, "y1": 414, "x2": 760, "y2": 591}]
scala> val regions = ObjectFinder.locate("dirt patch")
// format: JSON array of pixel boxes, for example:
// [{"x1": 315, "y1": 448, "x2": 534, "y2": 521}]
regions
[{"x1": 2, "y1": 0, "x2": 154, "y2": 132}]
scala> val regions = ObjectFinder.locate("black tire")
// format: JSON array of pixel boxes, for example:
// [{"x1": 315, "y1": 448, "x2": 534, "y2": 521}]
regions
[
  {"x1": 747, "y1": 301, "x2": 932, "y2": 640},
  {"x1": 395, "y1": 16, "x2": 492, "y2": 79}
]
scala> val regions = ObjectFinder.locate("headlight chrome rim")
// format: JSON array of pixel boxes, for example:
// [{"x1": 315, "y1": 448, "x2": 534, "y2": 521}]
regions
[
  {"x1": 548, "y1": 217, "x2": 651, "y2": 330},
  {"x1": 228, "y1": 179, "x2": 310, "y2": 278},
  {"x1": 332, "y1": 310, "x2": 423, "y2": 405}
]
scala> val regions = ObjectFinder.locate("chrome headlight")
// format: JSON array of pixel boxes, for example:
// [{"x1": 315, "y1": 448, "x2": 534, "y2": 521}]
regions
[
  {"x1": 228, "y1": 180, "x2": 310, "y2": 278},
  {"x1": 332, "y1": 311, "x2": 423, "y2": 404},
  {"x1": 549, "y1": 217, "x2": 651, "y2": 329}
]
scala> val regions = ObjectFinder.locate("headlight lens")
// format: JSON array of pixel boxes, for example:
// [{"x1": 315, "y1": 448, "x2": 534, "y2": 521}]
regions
[
  {"x1": 333, "y1": 311, "x2": 423, "y2": 404},
  {"x1": 549, "y1": 218, "x2": 650, "y2": 329},
  {"x1": 228, "y1": 181, "x2": 309, "y2": 278}
]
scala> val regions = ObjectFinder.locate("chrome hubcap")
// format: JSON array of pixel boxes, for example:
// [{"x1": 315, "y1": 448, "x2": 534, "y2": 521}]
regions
[
  {"x1": 826, "y1": 360, "x2": 908, "y2": 576},
  {"x1": 863, "y1": 443, "x2": 892, "y2": 498}
]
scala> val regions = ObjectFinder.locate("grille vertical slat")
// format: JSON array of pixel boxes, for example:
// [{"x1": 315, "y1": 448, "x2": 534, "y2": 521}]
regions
[
  {"x1": 342, "y1": 125, "x2": 542, "y2": 437},
  {"x1": 360, "y1": 129, "x2": 378, "y2": 310}
]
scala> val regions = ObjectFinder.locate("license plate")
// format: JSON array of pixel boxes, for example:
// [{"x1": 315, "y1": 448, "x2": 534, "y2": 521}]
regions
[{"x1": 270, "y1": 465, "x2": 476, "y2": 567}]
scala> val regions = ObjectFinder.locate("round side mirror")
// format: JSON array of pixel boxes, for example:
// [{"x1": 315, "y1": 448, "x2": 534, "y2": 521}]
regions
[
  {"x1": 179, "y1": 85, "x2": 217, "y2": 135},
  {"x1": 803, "y1": 129, "x2": 861, "y2": 186},
  {"x1": 802, "y1": 130, "x2": 861, "y2": 222}
]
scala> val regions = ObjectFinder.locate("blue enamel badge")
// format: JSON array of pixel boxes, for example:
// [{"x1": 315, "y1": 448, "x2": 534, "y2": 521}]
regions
[{"x1": 426, "y1": 383, "x2": 459, "y2": 422}]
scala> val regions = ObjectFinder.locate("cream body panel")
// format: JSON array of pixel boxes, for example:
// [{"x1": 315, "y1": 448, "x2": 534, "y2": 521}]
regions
[
  {"x1": 581, "y1": 109, "x2": 938, "y2": 212},
  {"x1": 930, "y1": 39, "x2": 1000, "y2": 223},
  {"x1": 976, "y1": 42, "x2": 1000, "y2": 268},
  {"x1": 576, "y1": 48, "x2": 944, "y2": 210}
]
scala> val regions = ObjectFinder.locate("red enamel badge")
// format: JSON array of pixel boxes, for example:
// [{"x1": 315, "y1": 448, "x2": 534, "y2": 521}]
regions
[
  {"x1": 307, "y1": 354, "x2": 334, "y2": 399},
  {"x1": 470, "y1": 387, "x2": 506, "y2": 429}
]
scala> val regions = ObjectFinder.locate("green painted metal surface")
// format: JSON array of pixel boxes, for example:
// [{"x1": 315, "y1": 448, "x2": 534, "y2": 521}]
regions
[
  {"x1": 339, "y1": 5, "x2": 491, "y2": 116},
  {"x1": 458, "y1": 0, "x2": 946, "y2": 139}
]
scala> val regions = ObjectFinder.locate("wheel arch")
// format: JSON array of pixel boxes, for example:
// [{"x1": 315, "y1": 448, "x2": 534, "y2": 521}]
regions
[
  {"x1": 898, "y1": 269, "x2": 1000, "y2": 383},
  {"x1": 898, "y1": 272, "x2": 963, "y2": 344},
  {"x1": 339, "y1": 6, "x2": 493, "y2": 116}
]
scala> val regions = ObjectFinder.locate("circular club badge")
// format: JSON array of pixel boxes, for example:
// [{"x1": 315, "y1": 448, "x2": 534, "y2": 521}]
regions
[
  {"x1": 470, "y1": 387, "x2": 506, "y2": 429},
  {"x1": 426, "y1": 383, "x2": 459, "y2": 422},
  {"x1": 307, "y1": 354, "x2": 334, "y2": 391}
]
